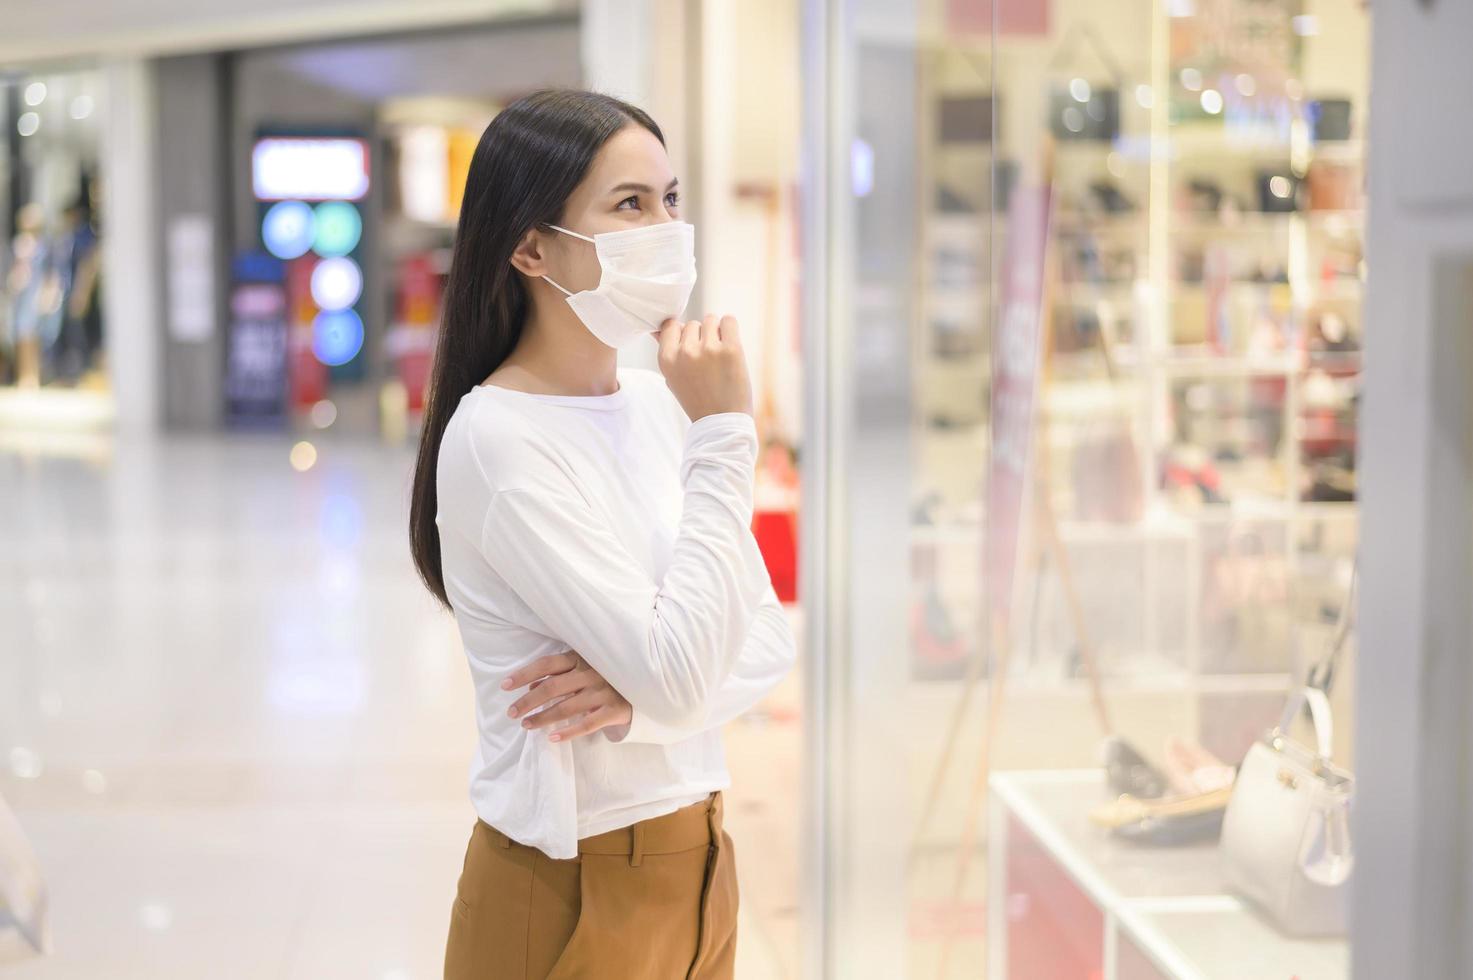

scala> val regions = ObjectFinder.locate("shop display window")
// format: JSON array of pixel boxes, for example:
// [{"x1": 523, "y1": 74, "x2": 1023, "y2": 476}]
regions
[
  {"x1": 0, "y1": 70, "x2": 105, "y2": 392},
  {"x1": 820, "y1": 0, "x2": 1367, "y2": 974}
]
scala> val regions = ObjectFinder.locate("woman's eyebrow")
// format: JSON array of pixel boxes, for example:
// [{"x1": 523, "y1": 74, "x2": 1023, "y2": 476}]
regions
[{"x1": 607, "y1": 178, "x2": 680, "y2": 196}]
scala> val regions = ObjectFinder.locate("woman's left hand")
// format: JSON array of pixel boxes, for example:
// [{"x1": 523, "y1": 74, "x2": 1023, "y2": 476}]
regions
[{"x1": 502, "y1": 651, "x2": 633, "y2": 742}]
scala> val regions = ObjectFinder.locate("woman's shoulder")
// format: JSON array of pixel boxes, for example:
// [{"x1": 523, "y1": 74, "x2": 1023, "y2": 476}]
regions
[{"x1": 440, "y1": 388, "x2": 560, "y2": 494}]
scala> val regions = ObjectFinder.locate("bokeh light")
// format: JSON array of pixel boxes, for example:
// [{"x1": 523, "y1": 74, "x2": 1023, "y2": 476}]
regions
[
  {"x1": 310, "y1": 257, "x2": 363, "y2": 311},
  {"x1": 290, "y1": 441, "x2": 318, "y2": 472},
  {"x1": 262, "y1": 201, "x2": 315, "y2": 260},
  {"x1": 312, "y1": 309, "x2": 365, "y2": 366},
  {"x1": 311, "y1": 399, "x2": 338, "y2": 429},
  {"x1": 313, "y1": 201, "x2": 363, "y2": 257}
]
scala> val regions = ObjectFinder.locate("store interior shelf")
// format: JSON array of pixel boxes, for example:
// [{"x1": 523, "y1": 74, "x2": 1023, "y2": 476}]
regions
[
  {"x1": 1112, "y1": 350, "x2": 1301, "y2": 377},
  {"x1": 910, "y1": 501, "x2": 1356, "y2": 548}
]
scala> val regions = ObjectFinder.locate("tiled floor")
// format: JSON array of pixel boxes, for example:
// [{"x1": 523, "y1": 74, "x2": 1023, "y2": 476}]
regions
[{"x1": 0, "y1": 434, "x2": 802, "y2": 979}]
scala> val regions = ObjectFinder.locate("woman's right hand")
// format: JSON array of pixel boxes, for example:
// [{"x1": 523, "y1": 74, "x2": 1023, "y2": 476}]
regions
[{"x1": 657, "y1": 315, "x2": 753, "y2": 422}]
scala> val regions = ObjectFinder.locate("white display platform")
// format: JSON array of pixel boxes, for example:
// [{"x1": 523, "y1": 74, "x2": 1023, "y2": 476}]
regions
[{"x1": 988, "y1": 769, "x2": 1348, "y2": 980}]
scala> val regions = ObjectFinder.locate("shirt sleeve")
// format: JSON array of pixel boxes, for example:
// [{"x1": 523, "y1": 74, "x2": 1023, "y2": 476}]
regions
[
  {"x1": 612, "y1": 580, "x2": 795, "y2": 744},
  {"x1": 479, "y1": 412, "x2": 770, "y2": 728}
]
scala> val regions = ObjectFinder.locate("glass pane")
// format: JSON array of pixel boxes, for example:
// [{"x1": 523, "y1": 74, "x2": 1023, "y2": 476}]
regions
[
  {"x1": 986, "y1": 2, "x2": 1365, "y2": 977},
  {"x1": 820, "y1": 0, "x2": 1367, "y2": 975}
]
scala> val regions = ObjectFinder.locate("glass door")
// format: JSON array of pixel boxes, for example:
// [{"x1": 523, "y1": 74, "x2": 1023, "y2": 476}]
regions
[{"x1": 803, "y1": 1, "x2": 1367, "y2": 976}]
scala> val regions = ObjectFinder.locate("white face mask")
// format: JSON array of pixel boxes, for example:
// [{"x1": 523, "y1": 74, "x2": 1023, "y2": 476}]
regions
[{"x1": 541, "y1": 221, "x2": 698, "y2": 349}]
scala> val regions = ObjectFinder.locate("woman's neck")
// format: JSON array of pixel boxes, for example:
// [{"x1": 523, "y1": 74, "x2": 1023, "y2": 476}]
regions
[{"x1": 488, "y1": 301, "x2": 620, "y2": 396}]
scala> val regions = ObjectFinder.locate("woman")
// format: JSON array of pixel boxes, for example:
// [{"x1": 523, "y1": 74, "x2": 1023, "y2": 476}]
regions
[{"x1": 409, "y1": 89, "x2": 797, "y2": 979}]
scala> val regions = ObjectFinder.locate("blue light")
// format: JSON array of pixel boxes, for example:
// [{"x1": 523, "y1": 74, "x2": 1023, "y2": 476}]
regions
[
  {"x1": 311, "y1": 309, "x2": 364, "y2": 366},
  {"x1": 851, "y1": 139, "x2": 875, "y2": 198},
  {"x1": 321, "y1": 492, "x2": 363, "y2": 549},
  {"x1": 262, "y1": 201, "x2": 315, "y2": 260}
]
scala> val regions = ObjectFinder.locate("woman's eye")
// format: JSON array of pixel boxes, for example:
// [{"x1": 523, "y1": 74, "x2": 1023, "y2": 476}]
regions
[
  {"x1": 617, "y1": 195, "x2": 640, "y2": 210},
  {"x1": 665, "y1": 192, "x2": 681, "y2": 208}
]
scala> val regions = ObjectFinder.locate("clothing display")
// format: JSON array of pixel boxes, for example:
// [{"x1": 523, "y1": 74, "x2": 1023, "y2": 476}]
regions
[{"x1": 435, "y1": 366, "x2": 795, "y2": 859}]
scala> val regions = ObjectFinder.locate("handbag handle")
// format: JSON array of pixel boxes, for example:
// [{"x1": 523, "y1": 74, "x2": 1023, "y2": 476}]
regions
[
  {"x1": 1272, "y1": 686, "x2": 1334, "y2": 761},
  {"x1": 1307, "y1": 557, "x2": 1357, "y2": 694}
]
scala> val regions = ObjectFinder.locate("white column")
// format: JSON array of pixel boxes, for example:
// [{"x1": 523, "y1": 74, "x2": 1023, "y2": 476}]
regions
[
  {"x1": 582, "y1": 0, "x2": 691, "y2": 374},
  {"x1": 801, "y1": 0, "x2": 913, "y2": 975},
  {"x1": 99, "y1": 57, "x2": 161, "y2": 437},
  {"x1": 1356, "y1": 1, "x2": 1473, "y2": 976},
  {"x1": 579, "y1": 0, "x2": 652, "y2": 102}
]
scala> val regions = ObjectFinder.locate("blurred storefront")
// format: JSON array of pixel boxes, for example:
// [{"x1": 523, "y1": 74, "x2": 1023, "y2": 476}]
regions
[
  {"x1": 0, "y1": 1, "x2": 590, "y2": 439},
  {"x1": 157, "y1": 22, "x2": 582, "y2": 437},
  {"x1": 0, "y1": 68, "x2": 111, "y2": 432},
  {"x1": 799, "y1": 0, "x2": 1473, "y2": 978},
  {"x1": 0, "y1": 0, "x2": 804, "y2": 451}
]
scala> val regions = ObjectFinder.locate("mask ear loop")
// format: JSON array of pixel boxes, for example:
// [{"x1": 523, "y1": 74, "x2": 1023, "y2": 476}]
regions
[
  {"x1": 545, "y1": 223, "x2": 595, "y2": 243},
  {"x1": 540, "y1": 223, "x2": 594, "y2": 296},
  {"x1": 541, "y1": 275, "x2": 574, "y2": 296}
]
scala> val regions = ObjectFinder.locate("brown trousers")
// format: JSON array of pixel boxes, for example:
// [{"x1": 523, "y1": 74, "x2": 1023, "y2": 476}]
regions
[{"x1": 444, "y1": 792, "x2": 738, "y2": 979}]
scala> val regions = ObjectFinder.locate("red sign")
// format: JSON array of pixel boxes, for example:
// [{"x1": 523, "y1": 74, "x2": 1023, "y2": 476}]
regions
[
  {"x1": 947, "y1": 0, "x2": 1050, "y2": 36},
  {"x1": 986, "y1": 186, "x2": 1053, "y2": 623}
]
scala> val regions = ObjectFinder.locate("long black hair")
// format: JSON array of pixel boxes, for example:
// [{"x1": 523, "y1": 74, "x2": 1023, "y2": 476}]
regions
[{"x1": 410, "y1": 90, "x2": 664, "y2": 609}]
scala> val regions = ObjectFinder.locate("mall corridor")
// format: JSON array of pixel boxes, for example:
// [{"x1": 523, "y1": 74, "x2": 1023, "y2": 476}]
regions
[
  {"x1": 0, "y1": 436, "x2": 802, "y2": 979},
  {"x1": 7, "y1": 0, "x2": 1473, "y2": 975}
]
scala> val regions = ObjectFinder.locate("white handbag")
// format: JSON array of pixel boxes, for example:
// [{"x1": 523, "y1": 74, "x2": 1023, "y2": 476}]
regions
[
  {"x1": 1220, "y1": 686, "x2": 1354, "y2": 936},
  {"x1": 0, "y1": 792, "x2": 50, "y2": 963}
]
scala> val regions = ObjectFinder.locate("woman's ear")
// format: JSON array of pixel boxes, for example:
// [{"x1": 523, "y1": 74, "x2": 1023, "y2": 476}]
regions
[{"x1": 508, "y1": 226, "x2": 549, "y2": 279}]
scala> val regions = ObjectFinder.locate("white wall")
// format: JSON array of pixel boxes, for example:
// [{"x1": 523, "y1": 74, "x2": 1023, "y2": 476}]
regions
[
  {"x1": 99, "y1": 57, "x2": 161, "y2": 438},
  {"x1": 1356, "y1": 0, "x2": 1473, "y2": 976},
  {"x1": 585, "y1": 0, "x2": 804, "y2": 442},
  {"x1": 582, "y1": 0, "x2": 690, "y2": 377},
  {"x1": 0, "y1": 0, "x2": 575, "y2": 64},
  {"x1": 695, "y1": 0, "x2": 803, "y2": 443}
]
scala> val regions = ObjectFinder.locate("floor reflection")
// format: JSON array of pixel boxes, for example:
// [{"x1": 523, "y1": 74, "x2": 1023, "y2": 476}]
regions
[{"x1": 1, "y1": 434, "x2": 800, "y2": 979}]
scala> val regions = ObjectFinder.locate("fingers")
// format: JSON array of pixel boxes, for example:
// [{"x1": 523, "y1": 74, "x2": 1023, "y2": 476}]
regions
[
  {"x1": 547, "y1": 705, "x2": 622, "y2": 742},
  {"x1": 718, "y1": 314, "x2": 741, "y2": 348},
  {"x1": 681, "y1": 318, "x2": 704, "y2": 357},
  {"x1": 658, "y1": 315, "x2": 741, "y2": 364},
  {"x1": 699, "y1": 314, "x2": 721, "y2": 347},
  {"x1": 507, "y1": 669, "x2": 585, "y2": 719},
  {"x1": 501, "y1": 651, "x2": 578, "y2": 692},
  {"x1": 657, "y1": 318, "x2": 683, "y2": 364},
  {"x1": 521, "y1": 691, "x2": 598, "y2": 731}
]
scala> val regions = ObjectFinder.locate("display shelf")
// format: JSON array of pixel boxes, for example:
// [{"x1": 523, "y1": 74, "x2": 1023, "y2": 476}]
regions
[
  {"x1": 1306, "y1": 280, "x2": 1364, "y2": 302},
  {"x1": 1054, "y1": 214, "x2": 1147, "y2": 234},
  {"x1": 988, "y1": 770, "x2": 1349, "y2": 980},
  {"x1": 1172, "y1": 209, "x2": 1363, "y2": 227},
  {"x1": 909, "y1": 511, "x2": 1195, "y2": 548},
  {"x1": 907, "y1": 14, "x2": 1364, "y2": 765},
  {"x1": 1308, "y1": 139, "x2": 1367, "y2": 163},
  {"x1": 910, "y1": 501, "x2": 1354, "y2": 547},
  {"x1": 1114, "y1": 350, "x2": 1300, "y2": 377},
  {"x1": 1163, "y1": 125, "x2": 1360, "y2": 163},
  {"x1": 906, "y1": 667, "x2": 1293, "y2": 700}
]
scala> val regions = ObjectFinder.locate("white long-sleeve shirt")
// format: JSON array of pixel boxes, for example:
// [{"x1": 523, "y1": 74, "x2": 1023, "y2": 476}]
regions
[{"x1": 435, "y1": 366, "x2": 797, "y2": 859}]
